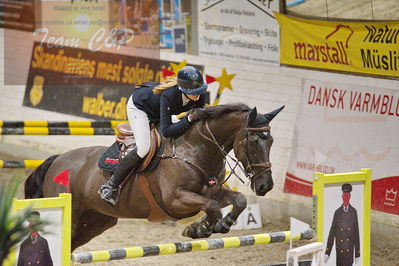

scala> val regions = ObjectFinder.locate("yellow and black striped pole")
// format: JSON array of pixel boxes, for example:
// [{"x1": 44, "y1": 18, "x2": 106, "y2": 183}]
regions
[
  {"x1": 0, "y1": 120, "x2": 127, "y2": 128},
  {"x1": 0, "y1": 127, "x2": 117, "y2": 135},
  {"x1": 0, "y1": 160, "x2": 44, "y2": 168},
  {"x1": 72, "y1": 230, "x2": 314, "y2": 264},
  {"x1": 212, "y1": 86, "x2": 223, "y2": 106}
]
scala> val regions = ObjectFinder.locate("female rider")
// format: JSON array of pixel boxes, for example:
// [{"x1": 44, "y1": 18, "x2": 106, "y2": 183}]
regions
[{"x1": 98, "y1": 66, "x2": 208, "y2": 206}]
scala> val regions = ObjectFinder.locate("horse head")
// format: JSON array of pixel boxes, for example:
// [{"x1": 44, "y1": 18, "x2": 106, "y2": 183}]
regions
[{"x1": 234, "y1": 105, "x2": 284, "y2": 196}]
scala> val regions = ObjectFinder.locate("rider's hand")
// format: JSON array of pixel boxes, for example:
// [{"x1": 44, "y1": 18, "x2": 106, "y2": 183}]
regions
[
  {"x1": 355, "y1": 257, "x2": 360, "y2": 264},
  {"x1": 188, "y1": 109, "x2": 201, "y2": 123},
  {"x1": 171, "y1": 115, "x2": 180, "y2": 123},
  {"x1": 324, "y1": 254, "x2": 329, "y2": 263}
]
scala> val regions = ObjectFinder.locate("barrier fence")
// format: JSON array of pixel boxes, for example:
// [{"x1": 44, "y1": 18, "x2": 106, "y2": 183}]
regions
[
  {"x1": 0, "y1": 127, "x2": 117, "y2": 135},
  {"x1": 72, "y1": 230, "x2": 315, "y2": 264},
  {"x1": 0, "y1": 160, "x2": 44, "y2": 168},
  {"x1": 0, "y1": 120, "x2": 126, "y2": 128},
  {"x1": 0, "y1": 120, "x2": 128, "y2": 135}
]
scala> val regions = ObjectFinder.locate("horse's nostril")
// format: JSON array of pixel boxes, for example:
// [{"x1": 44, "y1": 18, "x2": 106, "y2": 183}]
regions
[
  {"x1": 256, "y1": 184, "x2": 271, "y2": 196},
  {"x1": 260, "y1": 184, "x2": 272, "y2": 194},
  {"x1": 268, "y1": 178, "x2": 274, "y2": 187}
]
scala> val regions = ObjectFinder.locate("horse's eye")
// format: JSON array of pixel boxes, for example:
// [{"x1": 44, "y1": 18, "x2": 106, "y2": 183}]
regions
[{"x1": 259, "y1": 132, "x2": 269, "y2": 139}]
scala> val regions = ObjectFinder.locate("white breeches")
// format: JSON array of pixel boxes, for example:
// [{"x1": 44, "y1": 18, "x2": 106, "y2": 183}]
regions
[{"x1": 127, "y1": 96, "x2": 151, "y2": 158}]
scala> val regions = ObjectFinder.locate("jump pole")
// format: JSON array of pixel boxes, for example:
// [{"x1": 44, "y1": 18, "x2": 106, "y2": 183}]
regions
[
  {"x1": 0, "y1": 127, "x2": 117, "y2": 135},
  {"x1": 72, "y1": 230, "x2": 315, "y2": 264},
  {"x1": 0, "y1": 120, "x2": 127, "y2": 128},
  {"x1": 0, "y1": 160, "x2": 44, "y2": 168}
]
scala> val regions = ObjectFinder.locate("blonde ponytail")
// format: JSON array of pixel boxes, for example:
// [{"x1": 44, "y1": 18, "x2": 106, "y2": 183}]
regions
[{"x1": 152, "y1": 77, "x2": 178, "y2": 94}]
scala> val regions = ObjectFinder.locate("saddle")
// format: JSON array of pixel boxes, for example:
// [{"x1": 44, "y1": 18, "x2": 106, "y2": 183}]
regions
[
  {"x1": 98, "y1": 123, "x2": 161, "y2": 173},
  {"x1": 98, "y1": 123, "x2": 175, "y2": 222}
]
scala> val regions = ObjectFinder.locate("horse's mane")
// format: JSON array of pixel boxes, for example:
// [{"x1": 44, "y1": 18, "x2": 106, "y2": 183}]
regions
[{"x1": 194, "y1": 103, "x2": 250, "y2": 120}]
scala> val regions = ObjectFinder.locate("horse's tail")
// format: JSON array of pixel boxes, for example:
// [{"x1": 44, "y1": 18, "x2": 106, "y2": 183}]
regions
[{"x1": 24, "y1": 154, "x2": 59, "y2": 199}]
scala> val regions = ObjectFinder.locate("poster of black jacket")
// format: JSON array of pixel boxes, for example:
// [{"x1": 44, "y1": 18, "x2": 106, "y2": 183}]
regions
[
  {"x1": 23, "y1": 42, "x2": 204, "y2": 120},
  {"x1": 0, "y1": 0, "x2": 37, "y2": 32}
]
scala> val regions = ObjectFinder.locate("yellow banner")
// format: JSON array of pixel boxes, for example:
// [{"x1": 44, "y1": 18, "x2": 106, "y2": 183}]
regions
[{"x1": 275, "y1": 13, "x2": 399, "y2": 78}]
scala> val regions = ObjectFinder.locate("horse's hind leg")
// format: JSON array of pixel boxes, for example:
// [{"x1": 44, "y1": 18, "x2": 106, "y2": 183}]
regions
[{"x1": 72, "y1": 210, "x2": 118, "y2": 251}]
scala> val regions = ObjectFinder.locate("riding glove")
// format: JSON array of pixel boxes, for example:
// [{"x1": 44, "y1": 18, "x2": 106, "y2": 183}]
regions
[{"x1": 188, "y1": 109, "x2": 201, "y2": 123}]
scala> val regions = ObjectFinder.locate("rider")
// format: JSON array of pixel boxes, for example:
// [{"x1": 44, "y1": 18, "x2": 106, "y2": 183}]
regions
[{"x1": 98, "y1": 66, "x2": 208, "y2": 206}]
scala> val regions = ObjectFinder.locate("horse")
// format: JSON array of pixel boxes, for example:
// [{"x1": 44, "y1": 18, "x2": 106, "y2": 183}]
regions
[{"x1": 24, "y1": 103, "x2": 284, "y2": 251}]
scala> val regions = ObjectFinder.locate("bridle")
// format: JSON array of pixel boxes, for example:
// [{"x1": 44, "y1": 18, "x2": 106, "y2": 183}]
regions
[
  {"x1": 159, "y1": 114, "x2": 272, "y2": 187},
  {"x1": 241, "y1": 126, "x2": 272, "y2": 182},
  {"x1": 196, "y1": 118, "x2": 272, "y2": 185}
]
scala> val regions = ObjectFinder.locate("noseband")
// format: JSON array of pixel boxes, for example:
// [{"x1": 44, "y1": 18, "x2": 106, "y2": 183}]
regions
[{"x1": 197, "y1": 119, "x2": 272, "y2": 184}]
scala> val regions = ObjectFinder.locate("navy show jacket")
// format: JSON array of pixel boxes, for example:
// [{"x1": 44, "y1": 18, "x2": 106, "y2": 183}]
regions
[{"x1": 132, "y1": 84, "x2": 205, "y2": 138}]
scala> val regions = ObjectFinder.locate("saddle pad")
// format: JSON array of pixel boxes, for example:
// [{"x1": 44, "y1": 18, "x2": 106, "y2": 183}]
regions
[
  {"x1": 98, "y1": 142, "x2": 121, "y2": 172},
  {"x1": 98, "y1": 135, "x2": 164, "y2": 173},
  {"x1": 98, "y1": 124, "x2": 165, "y2": 173}
]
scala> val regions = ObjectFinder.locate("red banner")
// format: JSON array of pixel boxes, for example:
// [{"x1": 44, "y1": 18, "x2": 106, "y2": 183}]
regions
[
  {"x1": 371, "y1": 176, "x2": 399, "y2": 215},
  {"x1": 284, "y1": 79, "x2": 399, "y2": 216},
  {"x1": 285, "y1": 173, "x2": 399, "y2": 215},
  {"x1": 284, "y1": 172, "x2": 312, "y2": 197}
]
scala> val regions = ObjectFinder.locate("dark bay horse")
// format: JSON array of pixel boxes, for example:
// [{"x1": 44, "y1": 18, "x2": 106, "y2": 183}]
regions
[{"x1": 24, "y1": 104, "x2": 284, "y2": 251}]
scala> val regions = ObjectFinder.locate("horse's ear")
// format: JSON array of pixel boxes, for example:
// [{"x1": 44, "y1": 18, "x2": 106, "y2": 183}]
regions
[
  {"x1": 263, "y1": 105, "x2": 285, "y2": 123},
  {"x1": 248, "y1": 107, "x2": 257, "y2": 124}
]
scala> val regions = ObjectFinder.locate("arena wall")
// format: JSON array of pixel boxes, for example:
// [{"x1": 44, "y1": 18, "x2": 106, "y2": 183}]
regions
[{"x1": 1, "y1": 28, "x2": 398, "y2": 247}]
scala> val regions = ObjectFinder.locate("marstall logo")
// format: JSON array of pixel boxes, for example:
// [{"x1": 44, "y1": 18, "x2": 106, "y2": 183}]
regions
[{"x1": 293, "y1": 24, "x2": 353, "y2": 65}]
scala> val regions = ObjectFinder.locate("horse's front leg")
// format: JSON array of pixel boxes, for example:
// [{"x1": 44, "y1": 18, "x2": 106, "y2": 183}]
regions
[
  {"x1": 172, "y1": 189, "x2": 222, "y2": 239},
  {"x1": 212, "y1": 186, "x2": 247, "y2": 234}
]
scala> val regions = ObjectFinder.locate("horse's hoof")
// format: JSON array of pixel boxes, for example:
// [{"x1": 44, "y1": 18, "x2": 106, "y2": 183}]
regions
[
  {"x1": 214, "y1": 220, "x2": 230, "y2": 234},
  {"x1": 197, "y1": 228, "x2": 212, "y2": 238},
  {"x1": 182, "y1": 227, "x2": 189, "y2": 237},
  {"x1": 182, "y1": 223, "x2": 200, "y2": 239}
]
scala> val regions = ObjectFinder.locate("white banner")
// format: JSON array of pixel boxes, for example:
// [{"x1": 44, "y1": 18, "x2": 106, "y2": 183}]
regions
[
  {"x1": 285, "y1": 79, "x2": 399, "y2": 198},
  {"x1": 198, "y1": 0, "x2": 280, "y2": 65}
]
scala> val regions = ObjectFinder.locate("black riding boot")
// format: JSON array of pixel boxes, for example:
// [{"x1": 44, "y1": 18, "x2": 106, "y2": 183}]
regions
[{"x1": 98, "y1": 147, "x2": 142, "y2": 206}]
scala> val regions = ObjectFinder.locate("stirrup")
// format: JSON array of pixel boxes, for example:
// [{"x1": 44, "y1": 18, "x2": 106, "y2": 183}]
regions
[{"x1": 98, "y1": 185, "x2": 120, "y2": 207}]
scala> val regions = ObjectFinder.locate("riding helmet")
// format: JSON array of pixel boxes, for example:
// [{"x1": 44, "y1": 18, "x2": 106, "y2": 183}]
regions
[{"x1": 177, "y1": 66, "x2": 208, "y2": 95}]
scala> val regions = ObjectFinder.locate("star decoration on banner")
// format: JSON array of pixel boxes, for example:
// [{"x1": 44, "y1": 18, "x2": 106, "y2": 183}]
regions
[
  {"x1": 215, "y1": 68, "x2": 236, "y2": 91},
  {"x1": 162, "y1": 60, "x2": 187, "y2": 78},
  {"x1": 206, "y1": 68, "x2": 236, "y2": 105},
  {"x1": 170, "y1": 60, "x2": 187, "y2": 74}
]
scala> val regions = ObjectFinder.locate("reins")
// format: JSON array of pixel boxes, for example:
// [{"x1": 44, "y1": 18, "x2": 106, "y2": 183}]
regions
[
  {"x1": 158, "y1": 114, "x2": 272, "y2": 187},
  {"x1": 158, "y1": 138, "x2": 208, "y2": 179},
  {"x1": 197, "y1": 119, "x2": 272, "y2": 185},
  {"x1": 158, "y1": 137, "x2": 225, "y2": 184},
  {"x1": 196, "y1": 121, "x2": 246, "y2": 185}
]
